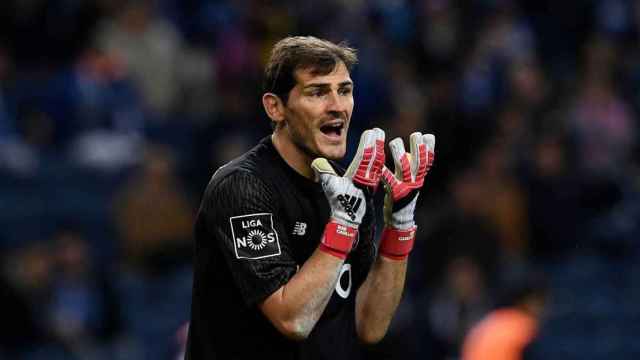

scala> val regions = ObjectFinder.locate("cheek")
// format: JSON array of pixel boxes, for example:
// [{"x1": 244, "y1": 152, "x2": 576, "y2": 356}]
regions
[
  {"x1": 289, "y1": 106, "x2": 320, "y2": 134},
  {"x1": 286, "y1": 113, "x2": 316, "y2": 148},
  {"x1": 291, "y1": 114, "x2": 316, "y2": 138}
]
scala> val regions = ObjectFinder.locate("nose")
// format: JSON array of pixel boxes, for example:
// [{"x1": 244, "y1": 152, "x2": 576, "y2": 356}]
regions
[{"x1": 326, "y1": 91, "x2": 349, "y2": 115}]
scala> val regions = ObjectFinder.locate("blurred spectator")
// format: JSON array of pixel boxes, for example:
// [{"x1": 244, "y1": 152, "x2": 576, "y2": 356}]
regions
[
  {"x1": 177, "y1": 46, "x2": 217, "y2": 120},
  {"x1": 65, "y1": 48, "x2": 146, "y2": 172},
  {"x1": 0, "y1": 241, "x2": 60, "y2": 357},
  {"x1": 386, "y1": 57, "x2": 429, "y2": 141},
  {"x1": 496, "y1": 106, "x2": 530, "y2": 160},
  {"x1": 113, "y1": 144, "x2": 194, "y2": 274},
  {"x1": 461, "y1": 272, "x2": 547, "y2": 360},
  {"x1": 96, "y1": 0, "x2": 186, "y2": 115},
  {"x1": 424, "y1": 256, "x2": 490, "y2": 359},
  {"x1": 371, "y1": 0, "x2": 416, "y2": 46},
  {"x1": 522, "y1": 127, "x2": 583, "y2": 261},
  {"x1": 569, "y1": 37, "x2": 636, "y2": 177},
  {"x1": 475, "y1": 140, "x2": 530, "y2": 257},
  {"x1": 419, "y1": 0, "x2": 461, "y2": 68},
  {"x1": 507, "y1": 60, "x2": 548, "y2": 111},
  {"x1": 71, "y1": 49, "x2": 140, "y2": 128},
  {"x1": 595, "y1": 0, "x2": 635, "y2": 37},
  {"x1": 47, "y1": 227, "x2": 122, "y2": 357},
  {"x1": 0, "y1": 108, "x2": 56, "y2": 175},
  {"x1": 459, "y1": 4, "x2": 536, "y2": 114},
  {"x1": 415, "y1": 166, "x2": 502, "y2": 287}
]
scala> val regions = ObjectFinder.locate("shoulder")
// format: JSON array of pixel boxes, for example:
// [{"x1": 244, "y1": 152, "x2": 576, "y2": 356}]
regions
[
  {"x1": 204, "y1": 167, "x2": 275, "y2": 207},
  {"x1": 205, "y1": 141, "x2": 277, "y2": 199},
  {"x1": 201, "y1": 153, "x2": 284, "y2": 219}
]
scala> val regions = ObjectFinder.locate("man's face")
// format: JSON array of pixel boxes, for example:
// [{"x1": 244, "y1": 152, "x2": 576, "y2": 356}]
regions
[{"x1": 281, "y1": 62, "x2": 354, "y2": 161}]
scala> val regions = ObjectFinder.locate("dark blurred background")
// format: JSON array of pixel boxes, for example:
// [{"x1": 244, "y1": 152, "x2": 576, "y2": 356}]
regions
[{"x1": 0, "y1": 0, "x2": 639, "y2": 359}]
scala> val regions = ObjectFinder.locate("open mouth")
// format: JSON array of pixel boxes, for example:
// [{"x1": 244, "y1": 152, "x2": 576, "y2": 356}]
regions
[{"x1": 320, "y1": 122, "x2": 345, "y2": 138}]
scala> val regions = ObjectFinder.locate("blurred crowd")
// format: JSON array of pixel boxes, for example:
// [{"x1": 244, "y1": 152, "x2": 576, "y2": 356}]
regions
[{"x1": 0, "y1": 0, "x2": 639, "y2": 359}]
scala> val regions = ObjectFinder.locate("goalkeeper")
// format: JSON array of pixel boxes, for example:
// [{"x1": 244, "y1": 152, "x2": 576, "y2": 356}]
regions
[{"x1": 185, "y1": 36, "x2": 435, "y2": 359}]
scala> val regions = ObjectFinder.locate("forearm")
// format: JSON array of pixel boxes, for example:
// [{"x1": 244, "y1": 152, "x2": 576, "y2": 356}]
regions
[
  {"x1": 259, "y1": 248, "x2": 343, "y2": 340},
  {"x1": 355, "y1": 255, "x2": 408, "y2": 344}
]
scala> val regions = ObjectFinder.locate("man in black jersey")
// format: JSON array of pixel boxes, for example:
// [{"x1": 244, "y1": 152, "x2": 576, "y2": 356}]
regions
[{"x1": 186, "y1": 36, "x2": 435, "y2": 359}]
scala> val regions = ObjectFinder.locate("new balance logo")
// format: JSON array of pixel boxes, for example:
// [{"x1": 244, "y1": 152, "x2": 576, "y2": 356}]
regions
[
  {"x1": 337, "y1": 194, "x2": 363, "y2": 221},
  {"x1": 292, "y1": 222, "x2": 307, "y2": 236}
]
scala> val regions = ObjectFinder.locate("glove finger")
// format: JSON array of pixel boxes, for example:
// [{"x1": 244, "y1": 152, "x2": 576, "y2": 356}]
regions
[
  {"x1": 380, "y1": 165, "x2": 396, "y2": 188},
  {"x1": 345, "y1": 129, "x2": 375, "y2": 179},
  {"x1": 423, "y1": 133, "x2": 436, "y2": 153},
  {"x1": 424, "y1": 133, "x2": 436, "y2": 168},
  {"x1": 311, "y1": 158, "x2": 338, "y2": 182},
  {"x1": 414, "y1": 143, "x2": 428, "y2": 185},
  {"x1": 409, "y1": 132, "x2": 423, "y2": 181},
  {"x1": 388, "y1": 137, "x2": 408, "y2": 180},
  {"x1": 371, "y1": 128, "x2": 386, "y2": 181}
]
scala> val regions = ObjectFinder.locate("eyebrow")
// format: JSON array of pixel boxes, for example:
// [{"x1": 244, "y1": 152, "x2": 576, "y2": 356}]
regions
[{"x1": 303, "y1": 81, "x2": 354, "y2": 89}]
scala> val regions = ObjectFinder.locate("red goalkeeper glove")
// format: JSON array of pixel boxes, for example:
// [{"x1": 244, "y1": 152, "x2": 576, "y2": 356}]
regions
[{"x1": 379, "y1": 132, "x2": 435, "y2": 260}]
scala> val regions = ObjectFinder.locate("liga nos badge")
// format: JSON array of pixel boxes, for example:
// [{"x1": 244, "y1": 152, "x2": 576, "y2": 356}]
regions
[{"x1": 229, "y1": 213, "x2": 281, "y2": 259}]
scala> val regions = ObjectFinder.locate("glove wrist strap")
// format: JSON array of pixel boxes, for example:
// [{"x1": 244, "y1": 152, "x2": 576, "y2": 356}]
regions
[
  {"x1": 319, "y1": 220, "x2": 358, "y2": 259},
  {"x1": 379, "y1": 226, "x2": 416, "y2": 260}
]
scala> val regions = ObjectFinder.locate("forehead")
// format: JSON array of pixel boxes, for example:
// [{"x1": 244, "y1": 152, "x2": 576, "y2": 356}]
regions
[{"x1": 294, "y1": 62, "x2": 352, "y2": 86}]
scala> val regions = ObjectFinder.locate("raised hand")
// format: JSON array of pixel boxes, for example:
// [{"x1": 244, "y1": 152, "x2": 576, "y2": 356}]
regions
[
  {"x1": 379, "y1": 132, "x2": 435, "y2": 260},
  {"x1": 311, "y1": 128, "x2": 385, "y2": 259}
]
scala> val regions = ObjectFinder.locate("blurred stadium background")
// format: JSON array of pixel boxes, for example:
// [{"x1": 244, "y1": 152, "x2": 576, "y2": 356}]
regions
[{"x1": 0, "y1": 0, "x2": 639, "y2": 359}]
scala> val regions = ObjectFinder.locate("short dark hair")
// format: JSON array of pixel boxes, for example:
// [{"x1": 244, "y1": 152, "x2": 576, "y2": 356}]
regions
[{"x1": 263, "y1": 36, "x2": 358, "y2": 104}]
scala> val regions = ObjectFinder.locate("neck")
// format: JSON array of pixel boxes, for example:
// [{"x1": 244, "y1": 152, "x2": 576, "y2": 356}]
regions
[{"x1": 271, "y1": 130, "x2": 315, "y2": 179}]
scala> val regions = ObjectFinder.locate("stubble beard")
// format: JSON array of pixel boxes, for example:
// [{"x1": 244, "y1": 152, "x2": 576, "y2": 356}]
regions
[
  {"x1": 287, "y1": 123, "x2": 322, "y2": 161},
  {"x1": 283, "y1": 115, "x2": 348, "y2": 162}
]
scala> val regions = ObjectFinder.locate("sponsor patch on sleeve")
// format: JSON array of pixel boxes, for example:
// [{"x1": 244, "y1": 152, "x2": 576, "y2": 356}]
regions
[{"x1": 229, "y1": 213, "x2": 281, "y2": 260}]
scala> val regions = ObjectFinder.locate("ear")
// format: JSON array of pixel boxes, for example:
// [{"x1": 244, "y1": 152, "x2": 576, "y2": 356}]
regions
[{"x1": 262, "y1": 93, "x2": 286, "y2": 125}]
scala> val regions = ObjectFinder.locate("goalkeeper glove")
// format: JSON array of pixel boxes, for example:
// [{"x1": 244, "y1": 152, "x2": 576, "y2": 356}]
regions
[
  {"x1": 311, "y1": 128, "x2": 385, "y2": 259},
  {"x1": 379, "y1": 132, "x2": 435, "y2": 260}
]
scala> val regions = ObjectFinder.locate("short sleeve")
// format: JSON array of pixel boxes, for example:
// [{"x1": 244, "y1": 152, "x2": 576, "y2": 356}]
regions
[{"x1": 202, "y1": 171, "x2": 297, "y2": 307}]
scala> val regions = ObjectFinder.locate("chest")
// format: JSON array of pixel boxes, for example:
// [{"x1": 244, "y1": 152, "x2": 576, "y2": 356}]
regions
[{"x1": 278, "y1": 186, "x2": 330, "y2": 264}]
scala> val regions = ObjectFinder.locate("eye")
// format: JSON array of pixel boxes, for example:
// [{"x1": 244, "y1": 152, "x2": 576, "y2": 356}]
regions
[
  {"x1": 339, "y1": 87, "x2": 353, "y2": 96},
  {"x1": 306, "y1": 88, "x2": 325, "y2": 97}
]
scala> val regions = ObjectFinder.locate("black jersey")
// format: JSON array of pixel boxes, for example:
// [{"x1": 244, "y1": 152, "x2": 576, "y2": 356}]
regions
[{"x1": 186, "y1": 136, "x2": 377, "y2": 360}]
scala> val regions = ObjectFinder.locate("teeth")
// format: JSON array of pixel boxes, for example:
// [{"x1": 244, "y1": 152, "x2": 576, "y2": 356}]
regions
[
  {"x1": 320, "y1": 123, "x2": 343, "y2": 136},
  {"x1": 322, "y1": 123, "x2": 343, "y2": 129}
]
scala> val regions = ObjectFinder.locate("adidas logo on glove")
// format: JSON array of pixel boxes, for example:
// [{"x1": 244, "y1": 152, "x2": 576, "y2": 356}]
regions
[{"x1": 337, "y1": 194, "x2": 362, "y2": 221}]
